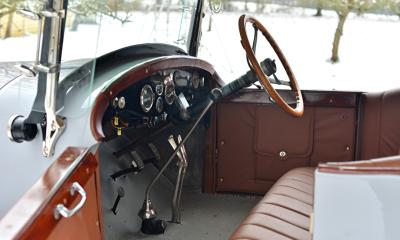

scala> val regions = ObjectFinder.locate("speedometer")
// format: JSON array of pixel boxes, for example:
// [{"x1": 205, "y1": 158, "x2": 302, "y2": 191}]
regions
[{"x1": 140, "y1": 84, "x2": 155, "y2": 112}]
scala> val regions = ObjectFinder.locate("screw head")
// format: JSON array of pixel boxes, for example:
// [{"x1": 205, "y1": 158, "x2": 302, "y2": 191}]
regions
[{"x1": 279, "y1": 150, "x2": 287, "y2": 158}]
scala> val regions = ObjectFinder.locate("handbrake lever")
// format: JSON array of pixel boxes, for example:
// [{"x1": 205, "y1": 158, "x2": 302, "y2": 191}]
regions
[{"x1": 168, "y1": 135, "x2": 188, "y2": 223}]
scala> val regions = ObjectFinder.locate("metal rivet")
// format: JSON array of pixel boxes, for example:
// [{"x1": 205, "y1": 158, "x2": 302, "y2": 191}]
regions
[
  {"x1": 345, "y1": 146, "x2": 350, "y2": 151},
  {"x1": 329, "y1": 98, "x2": 334, "y2": 103},
  {"x1": 86, "y1": 168, "x2": 90, "y2": 174},
  {"x1": 279, "y1": 150, "x2": 287, "y2": 158},
  {"x1": 220, "y1": 141, "x2": 225, "y2": 146},
  {"x1": 219, "y1": 178, "x2": 224, "y2": 182}
]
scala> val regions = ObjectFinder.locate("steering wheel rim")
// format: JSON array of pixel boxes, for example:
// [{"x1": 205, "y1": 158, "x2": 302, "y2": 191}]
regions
[{"x1": 238, "y1": 14, "x2": 304, "y2": 117}]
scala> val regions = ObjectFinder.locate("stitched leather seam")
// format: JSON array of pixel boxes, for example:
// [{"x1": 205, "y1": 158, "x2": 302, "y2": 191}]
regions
[
  {"x1": 252, "y1": 211, "x2": 309, "y2": 231},
  {"x1": 275, "y1": 185, "x2": 313, "y2": 197},
  {"x1": 289, "y1": 172, "x2": 314, "y2": 179},
  {"x1": 277, "y1": 184, "x2": 313, "y2": 196},
  {"x1": 270, "y1": 193, "x2": 313, "y2": 206},
  {"x1": 261, "y1": 202, "x2": 310, "y2": 217},
  {"x1": 241, "y1": 223, "x2": 296, "y2": 240},
  {"x1": 285, "y1": 177, "x2": 313, "y2": 186}
]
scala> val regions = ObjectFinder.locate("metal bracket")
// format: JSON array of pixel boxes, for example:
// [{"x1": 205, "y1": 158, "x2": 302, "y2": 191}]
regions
[
  {"x1": 34, "y1": 64, "x2": 60, "y2": 73},
  {"x1": 41, "y1": 9, "x2": 66, "y2": 19},
  {"x1": 9, "y1": 0, "x2": 68, "y2": 157}
]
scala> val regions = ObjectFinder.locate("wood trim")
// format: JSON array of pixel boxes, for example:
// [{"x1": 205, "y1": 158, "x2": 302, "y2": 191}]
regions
[
  {"x1": 318, "y1": 155, "x2": 400, "y2": 175},
  {"x1": 93, "y1": 150, "x2": 104, "y2": 239},
  {"x1": 0, "y1": 147, "x2": 98, "y2": 239},
  {"x1": 90, "y1": 55, "x2": 224, "y2": 141}
]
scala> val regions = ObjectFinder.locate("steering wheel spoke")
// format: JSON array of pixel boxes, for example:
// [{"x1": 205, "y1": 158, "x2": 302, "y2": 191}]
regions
[{"x1": 238, "y1": 14, "x2": 304, "y2": 117}]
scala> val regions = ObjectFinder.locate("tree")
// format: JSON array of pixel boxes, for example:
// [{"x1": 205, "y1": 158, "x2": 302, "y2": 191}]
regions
[
  {"x1": 388, "y1": 0, "x2": 400, "y2": 18},
  {"x1": 327, "y1": 0, "x2": 379, "y2": 62},
  {"x1": 0, "y1": 0, "x2": 24, "y2": 38},
  {"x1": 69, "y1": 0, "x2": 135, "y2": 29},
  {"x1": 314, "y1": 0, "x2": 324, "y2": 16}
]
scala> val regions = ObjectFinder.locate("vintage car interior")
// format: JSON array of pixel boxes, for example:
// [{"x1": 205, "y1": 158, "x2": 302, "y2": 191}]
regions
[{"x1": 1, "y1": 1, "x2": 400, "y2": 240}]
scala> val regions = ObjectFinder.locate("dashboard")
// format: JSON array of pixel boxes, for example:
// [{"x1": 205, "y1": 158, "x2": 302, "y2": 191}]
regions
[{"x1": 101, "y1": 68, "x2": 211, "y2": 139}]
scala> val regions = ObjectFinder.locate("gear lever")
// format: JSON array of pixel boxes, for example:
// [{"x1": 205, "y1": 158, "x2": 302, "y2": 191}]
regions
[{"x1": 168, "y1": 134, "x2": 188, "y2": 223}]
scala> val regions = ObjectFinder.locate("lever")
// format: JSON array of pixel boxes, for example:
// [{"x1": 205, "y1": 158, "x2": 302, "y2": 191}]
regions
[
  {"x1": 111, "y1": 152, "x2": 146, "y2": 181},
  {"x1": 168, "y1": 134, "x2": 188, "y2": 223},
  {"x1": 111, "y1": 187, "x2": 125, "y2": 215},
  {"x1": 138, "y1": 99, "x2": 213, "y2": 235}
]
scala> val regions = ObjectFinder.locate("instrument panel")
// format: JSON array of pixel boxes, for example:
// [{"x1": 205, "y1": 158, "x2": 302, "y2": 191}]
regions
[{"x1": 103, "y1": 68, "x2": 209, "y2": 138}]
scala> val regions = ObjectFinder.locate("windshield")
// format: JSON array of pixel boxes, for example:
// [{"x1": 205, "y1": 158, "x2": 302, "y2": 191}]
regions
[
  {"x1": 199, "y1": 1, "x2": 400, "y2": 92},
  {"x1": 0, "y1": 0, "x2": 197, "y2": 63}
]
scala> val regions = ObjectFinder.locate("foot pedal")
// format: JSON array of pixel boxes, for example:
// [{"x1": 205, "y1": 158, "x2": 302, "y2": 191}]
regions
[{"x1": 141, "y1": 218, "x2": 166, "y2": 235}]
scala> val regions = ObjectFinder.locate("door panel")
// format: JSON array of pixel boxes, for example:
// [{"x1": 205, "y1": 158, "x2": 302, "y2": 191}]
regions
[
  {"x1": 216, "y1": 89, "x2": 358, "y2": 194},
  {"x1": 0, "y1": 148, "x2": 102, "y2": 240}
]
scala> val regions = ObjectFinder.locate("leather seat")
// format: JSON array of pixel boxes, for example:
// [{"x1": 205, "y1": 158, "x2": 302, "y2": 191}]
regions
[
  {"x1": 230, "y1": 89, "x2": 400, "y2": 240},
  {"x1": 230, "y1": 167, "x2": 314, "y2": 240}
]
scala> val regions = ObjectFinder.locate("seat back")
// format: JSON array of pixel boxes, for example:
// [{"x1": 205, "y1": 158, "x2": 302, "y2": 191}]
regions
[{"x1": 360, "y1": 89, "x2": 400, "y2": 160}]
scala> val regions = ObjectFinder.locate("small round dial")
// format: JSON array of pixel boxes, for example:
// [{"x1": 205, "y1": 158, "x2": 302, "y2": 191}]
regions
[
  {"x1": 118, "y1": 96, "x2": 126, "y2": 109},
  {"x1": 155, "y1": 84, "x2": 163, "y2": 96},
  {"x1": 164, "y1": 83, "x2": 175, "y2": 105},
  {"x1": 140, "y1": 84, "x2": 155, "y2": 112},
  {"x1": 156, "y1": 97, "x2": 164, "y2": 113}
]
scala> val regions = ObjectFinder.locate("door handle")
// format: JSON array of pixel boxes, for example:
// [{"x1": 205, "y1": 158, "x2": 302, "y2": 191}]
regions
[{"x1": 54, "y1": 182, "x2": 87, "y2": 220}]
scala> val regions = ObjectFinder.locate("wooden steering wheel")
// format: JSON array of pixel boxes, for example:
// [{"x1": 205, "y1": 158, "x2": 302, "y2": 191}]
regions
[{"x1": 238, "y1": 14, "x2": 304, "y2": 117}]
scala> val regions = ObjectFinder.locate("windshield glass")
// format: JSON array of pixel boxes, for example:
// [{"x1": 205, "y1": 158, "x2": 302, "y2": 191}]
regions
[
  {"x1": 0, "y1": 0, "x2": 196, "y2": 63},
  {"x1": 199, "y1": 1, "x2": 400, "y2": 92}
]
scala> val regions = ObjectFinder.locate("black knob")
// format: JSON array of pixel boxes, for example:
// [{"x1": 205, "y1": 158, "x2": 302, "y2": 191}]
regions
[{"x1": 7, "y1": 115, "x2": 38, "y2": 143}]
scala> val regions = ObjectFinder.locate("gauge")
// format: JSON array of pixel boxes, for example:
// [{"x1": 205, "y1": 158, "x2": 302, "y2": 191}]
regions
[
  {"x1": 192, "y1": 71, "x2": 200, "y2": 89},
  {"x1": 155, "y1": 84, "x2": 163, "y2": 96},
  {"x1": 174, "y1": 70, "x2": 190, "y2": 87},
  {"x1": 155, "y1": 97, "x2": 164, "y2": 113},
  {"x1": 151, "y1": 74, "x2": 164, "y2": 96},
  {"x1": 112, "y1": 97, "x2": 119, "y2": 109},
  {"x1": 118, "y1": 96, "x2": 126, "y2": 109},
  {"x1": 140, "y1": 84, "x2": 155, "y2": 112},
  {"x1": 164, "y1": 83, "x2": 175, "y2": 105}
]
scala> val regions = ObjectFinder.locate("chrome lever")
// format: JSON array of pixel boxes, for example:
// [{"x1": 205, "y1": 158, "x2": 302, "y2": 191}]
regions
[{"x1": 168, "y1": 134, "x2": 188, "y2": 223}]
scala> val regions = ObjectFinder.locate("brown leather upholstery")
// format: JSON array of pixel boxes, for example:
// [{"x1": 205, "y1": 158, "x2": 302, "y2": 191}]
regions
[
  {"x1": 230, "y1": 168, "x2": 314, "y2": 240},
  {"x1": 228, "y1": 89, "x2": 400, "y2": 240},
  {"x1": 217, "y1": 102, "x2": 355, "y2": 194},
  {"x1": 360, "y1": 89, "x2": 400, "y2": 160}
]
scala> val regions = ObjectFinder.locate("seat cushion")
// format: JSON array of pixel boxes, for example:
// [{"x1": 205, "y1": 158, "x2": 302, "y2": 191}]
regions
[
  {"x1": 230, "y1": 167, "x2": 315, "y2": 240},
  {"x1": 360, "y1": 89, "x2": 400, "y2": 160}
]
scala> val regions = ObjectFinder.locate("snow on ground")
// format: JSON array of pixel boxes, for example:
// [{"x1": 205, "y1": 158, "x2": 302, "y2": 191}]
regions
[{"x1": 0, "y1": 6, "x2": 399, "y2": 92}]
